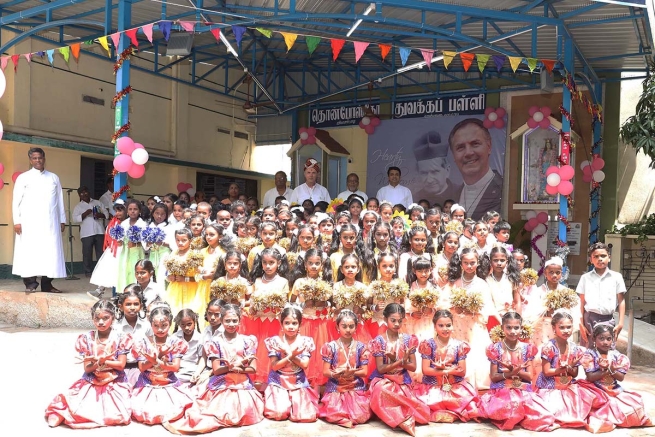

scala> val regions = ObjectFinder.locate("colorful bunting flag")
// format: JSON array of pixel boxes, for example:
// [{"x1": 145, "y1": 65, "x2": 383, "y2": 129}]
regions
[
  {"x1": 98, "y1": 36, "x2": 111, "y2": 57},
  {"x1": 460, "y1": 53, "x2": 475, "y2": 72},
  {"x1": 476, "y1": 53, "x2": 490, "y2": 73},
  {"x1": 541, "y1": 59, "x2": 556, "y2": 73},
  {"x1": 442, "y1": 51, "x2": 456, "y2": 69},
  {"x1": 24, "y1": 53, "x2": 32, "y2": 63},
  {"x1": 420, "y1": 49, "x2": 434, "y2": 69},
  {"x1": 179, "y1": 21, "x2": 196, "y2": 33},
  {"x1": 11, "y1": 55, "x2": 19, "y2": 72},
  {"x1": 70, "y1": 43, "x2": 81, "y2": 62},
  {"x1": 492, "y1": 55, "x2": 505, "y2": 72},
  {"x1": 279, "y1": 32, "x2": 298, "y2": 52},
  {"x1": 526, "y1": 58, "x2": 538, "y2": 72},
  {"x1": 110, "y1": 33, "x2": 121, "y2": 49},
  {"x1": 159, "y1": 21, "x2": 172, "y2": 41},
  {"x1": 142, "y1": 23, "x2": 154, "y2": 43},
  {"x1": 379, "y1": 44, "x2": 391, "y2": 61},
  {"x1": 83, "y1": 40, "x2": 94, "y2": 45},
  {"x1": 305, "y1": 36, "x2": 321, "y2": 56},
  {"x1": 46, "y1": 49, "x2": 55, "y2": 65},
  {"x1": 59, "y1": 46, "x2": 70, "y2": 63},
  {"x1": 0, "y1": 57, "x2": 8, "y2": 71},
  {"x1": 232, "y1": 26, "x2": 246, "y2": 47},
  {"x1": 354, "y1": 41, "x2": 370, "y2": 63},
  {"x1": 256, "y1": 28, "x2": 272, "y2": 38},
  {"x1": 125, "y1": 28, "x2": 139, "y2": 48},
  {"x1": 331, "y1": 39, "x2": 345, "y2": 61},
  {"x1": 210, "y1": 28, "x2": 221, "y2": 42},
  {"x1": 508, "y1": 56, "x2": 522, "y2": 72},
  {"x1": 399, "y1": 47, "x2": 411, "y2": 66}
]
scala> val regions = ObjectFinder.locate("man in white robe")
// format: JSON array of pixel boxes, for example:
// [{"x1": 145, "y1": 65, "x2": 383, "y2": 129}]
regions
[
  {"x1": 12, "y1": 148, "x2": 66, "y2": 293},
  {"x1": 289, "y1": 158, "x2": 331, "y2": 205}
]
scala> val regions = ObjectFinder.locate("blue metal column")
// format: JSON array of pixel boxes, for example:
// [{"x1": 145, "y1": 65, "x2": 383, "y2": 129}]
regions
[
  {"x1": 114, "y1": 0, "x2": 132, "y2": 201},
  {"x1": 560, "y1": 30, "x2": 574, "y2": 272},
  {"x1": 589, "y1": 82, "x2": 603, "y2": 246}
]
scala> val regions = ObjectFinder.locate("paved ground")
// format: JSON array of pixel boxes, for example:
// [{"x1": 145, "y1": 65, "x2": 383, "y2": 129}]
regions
[{"x1": 1, "y1": 323, "x2": 654, "y2": 436}]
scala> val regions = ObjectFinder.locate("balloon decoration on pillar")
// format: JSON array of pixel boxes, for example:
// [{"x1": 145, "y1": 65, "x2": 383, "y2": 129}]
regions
[
  {"x1": 544, "y1": 164, "x2": 575, "y2": 196},
  {"x1": 359, "y1": 115, "x2": 381, "y2": 135},
  {"x1": 299, "y1": 127, "x2": 317, "y2": 145},
  {"x1": 483, "y1": 107, "x2": 506, "y2": 129},
  {"x1": 176, "y1": 182, "x2": 195, "y2": 196},
  {"x1": 112, "y1": 136, "x2": 149, "y2": 179},
  {"x1": 527, "y1": 106, "x2": 552, "y2": 129},
  {"x1": 523, "y1": 210, "x2": 549, "y2": 275},
  {"x1": 580, "y1": 156, "x2": 606, "y2": 184}
]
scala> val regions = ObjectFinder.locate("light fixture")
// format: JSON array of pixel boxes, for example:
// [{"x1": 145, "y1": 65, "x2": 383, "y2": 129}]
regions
[
  {"x1": 219, "y1": 29, "x2": 239, "y2": 58},
  {"x1": 397, "y1": 55, "x2": 444, "y2": 73},
  {"x1": 346, "y1": 2, "x2": 375, "y2": 37}
]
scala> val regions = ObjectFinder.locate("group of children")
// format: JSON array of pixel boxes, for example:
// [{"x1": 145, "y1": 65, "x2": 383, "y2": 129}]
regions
[{"x1": 45, "y1": 195, "x2": 651, "y2": 434}]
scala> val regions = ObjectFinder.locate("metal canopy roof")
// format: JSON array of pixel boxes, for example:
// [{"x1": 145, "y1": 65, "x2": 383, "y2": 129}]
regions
[{"x1": 0, "y1": 0, "x2": 652, "y2": 112}]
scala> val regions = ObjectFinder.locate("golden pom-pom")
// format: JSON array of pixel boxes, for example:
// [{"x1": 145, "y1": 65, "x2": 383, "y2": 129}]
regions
[
  {"x1": 520, "y1": 268, "x2": 539, "y2": 287},
  {"x1": 450, "y1": 287, "x2": 484, "y2": 314},
  {"x1": 545, "y1": 287, "x2": 579, "y2": 312},
  {"x1": 408, "y1": 287, "x2": 440, "y2": 311}
]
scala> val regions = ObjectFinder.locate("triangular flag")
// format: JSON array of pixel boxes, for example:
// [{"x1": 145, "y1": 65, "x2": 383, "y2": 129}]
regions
[
  {"x1": 476, "y1": 53, "x2": 490, "y2": 73},
  {"x1": 179, "y1": 21, "x2": 195, "y2": 33},
  {"x1": 526, "y1": 58, "x2": 538, "y2": 72},
  {"x1": 508, "y1": 56, "x2": 522, "y2": 72},
  {"x1": 98, "y1": 36, "x2": 110, "y2": 56},
  {"x1": 210, "y1": 28, "x2": 220, "y2": 42},
  {"x1": 379, "y1": 44, "x2": 391, "y2": 61},
  {"x1": 256, "y1": 28, "x2": 272, "y2": 38},
  {"x1": 125, "y1": 28, "x2": 139, "y2": 48},
  {"x1": 59, "y1": 46, "x2": 70, "y2": 63},
  {"x1": 354, "y1": 41, "x2": 370, "y2": 63},
  {"x1": 11, "y1": 55, "x2": 19, "y2": 72},
  {"x1": 110, "y1": 32, "x2": 121, "y2": 49},
  {"x1": 399, "y1": 47, "x2": 411, "y2": 66},
  {"x1": 492, "y1": 55, "x2": 505, "y2": 72},
  {"x1": 23, "y1": 53, "x2": 32, "y2": 63},
  {"x1": 159, "y1": 21, "x2": 172, "y2": 41},
  {"x1": 83, "y1": 40, "x2": 94, "y2": 45},
  {"x1": 460, "y1": 53, "x2": 475, "y2": 72},
  {"x1": 420, "y1": 49, "x2": 434, "y2": 69},
  {"x1": 0, "y1": 57, "x2": 7, "y2": 71},
  {"x1": 70, "y1": 43, "x2": 81, "y2": 62},
  {"x1": 142, "y1": 23, "x2": 155, "y2": 43},
  {"x1": 232, "y1": 26, "x2": 246, "y2": 47},
  {"x1": 331, "y1": 39, "x2": 345, "y2": 61},
  {"x1": 541, "y1": 59, "x2": 556, "y2": 73},
  {"x1": 279, "y1": 32, "x2": 297, "y2": 52},
  {"x1": 306, "y1": 36, "x2": 321, "y2": 56},
  {"x1": 46, "y1": 49, "x2": 55, "y2": 65},
  {"x1": 442, "y1": 51, "x2": 456, "y2": 69}
]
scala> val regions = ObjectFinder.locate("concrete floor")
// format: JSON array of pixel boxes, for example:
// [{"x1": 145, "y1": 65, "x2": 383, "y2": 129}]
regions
[{"x1": 1, "y1": 323, "x2": 653, "y2": 436}]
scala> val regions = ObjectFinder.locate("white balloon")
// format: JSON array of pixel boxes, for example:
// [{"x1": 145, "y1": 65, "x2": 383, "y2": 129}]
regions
[
  {"x1": 361, "y1": 116, "x2": 371, "y2": 126},
  {"x1": 580, "y1": 160, "x2": 590, "y2": 170},
  {"x1": 488, "y1": 112, "x2": 498, "y2": 122},
  {"x1": 534, "y1": 223, "x2": 547, "y2": 236},
  {"x1": 131, "y1": 148, "x2": 149, "y2": 165},
  {"x1": 593, "y1": 170, "x2": 606, "y2": 183},
  {"x1": 0, "y1": 69, "x2": 5, "y2": 99},
  {"x1": 300, "y1": 132, "x2": 309, "y2": 140},
  {"x1": 525, "y1": 210, "x2": 537, "y2": 220},
  {"x1": 187, "y1": 187, "x2": 197, "y2": 197},
  {"x1": 533, "y1": 111, "x2": 544, "y2": 122},
  {"x1": 546, "y1": 173, "x2": 561, "y2": 187}
]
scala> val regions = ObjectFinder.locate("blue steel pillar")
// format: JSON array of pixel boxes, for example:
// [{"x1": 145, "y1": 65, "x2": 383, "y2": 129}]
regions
[
  {"x1": 560, "y1": 30, "x2": 574, "y2": 276},
  {"x1": 589, "y1": 82, "x2": 603, "y2": 246},
  {"x1": 114, "y1": 0, "x2": 132, "y2": 200}
]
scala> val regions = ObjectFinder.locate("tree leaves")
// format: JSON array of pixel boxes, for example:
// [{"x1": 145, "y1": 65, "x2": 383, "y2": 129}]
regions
[{"x1": 620, "y1": 57, "x2": 655, "y2": 167}]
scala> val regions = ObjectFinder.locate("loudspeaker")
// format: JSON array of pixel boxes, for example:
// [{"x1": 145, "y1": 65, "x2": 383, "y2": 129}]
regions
[
  {"x1": 166, "y1": 33, "x2": 194, "y2": 56},
  {"x1": 540, "y1": 69, "x2": 554, "y2": 92}
]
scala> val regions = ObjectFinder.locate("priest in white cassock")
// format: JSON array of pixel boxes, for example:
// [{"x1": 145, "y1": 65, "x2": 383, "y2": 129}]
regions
[
  {"x1": 12, "y1": 148, "x2": 67, "y2": 293},
  {"x1": 289, "y1": 158, "x2": 331, "y2": 205}
]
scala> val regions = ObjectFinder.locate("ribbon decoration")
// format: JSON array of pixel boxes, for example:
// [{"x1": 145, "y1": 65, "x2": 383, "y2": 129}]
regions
[
  {"x1": 111, "y1": 185, "x2": 130, "y2": 201},
  {"x1": 111, "y1": 122, "x2": 131, "y2": 143},
  {"x1": 531, "y1": 233, "x2": 547, "y2": 276},
  {"x1": 113, "y1": 47, "x2": 135, "y2": 74},
  {"x1": 112, "y1": 85, "x2": 132, "y2": 108}
]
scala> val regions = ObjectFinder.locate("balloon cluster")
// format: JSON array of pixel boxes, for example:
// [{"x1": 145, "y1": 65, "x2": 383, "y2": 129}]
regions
[
  {"x1": 0, "y1": 163, "x2": 22, "y2": 191},
  {"x1": 524, "y1": 210, "x2": 549, "y2": 235},
  {"x1": 527, "y1": 106, "x2": 552, "y2": 129},
  {"x1": 545, "y1": 164, "x2": 575, "y2": 196},
  {"x1": 580, "y1": 157, "x2": 605, "y2": 183},
  {"x1": 483, "y1": 107, "x2": 506, "y2": 129},
  {"x1": 298, "y1": 127, "x2": 317, "y2": 145},
  {"x1": 113, "y1": 136, "x2": 149, "y2": 179},
  {"x1": 359, "y1": 115, "x2": 381, "y2": 135},
  {"x1": 176, "y1": 182, "x2": 196, "y2": 197}
]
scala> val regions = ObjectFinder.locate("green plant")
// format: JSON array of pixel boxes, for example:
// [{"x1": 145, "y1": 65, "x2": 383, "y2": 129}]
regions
[
  {"x1": 606, "y1": 213, "x2": 655, "y2": 244},
  {"x1": 620, "y1": 58, "x2": 655, "y2": 168}
]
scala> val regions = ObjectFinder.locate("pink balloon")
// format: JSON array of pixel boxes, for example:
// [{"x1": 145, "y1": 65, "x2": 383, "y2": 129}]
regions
[
  {"x1": 541, "y1": 106, "x2": 552, "y2": 117},
  {"x1": 184, "y1": 183, "x2": 193, "y2": 191},
  {"x1": 364, "y1": 125, "x2": 375, "y2": 135},
  {"x1": 494, "y1": 119, "x2": 505, "y2": 129},
  {"x1": 539, "y1": 119, "x2": 551, "y2": 129},
  {"x1": 116, "y1": 136, "x2": 135, "y2": 155},
  {"x1": 591, "y1": 158, "x2": 605, "y2": 171},
  {"x1": 358, "y1": 120, "x2": 365, "y2": 129},
  {"x1": 133, "y1": 143, "x2": 144, "y2": 149},
  {"x1": 496, "y1": 107, "x2": 506, "y2": 117},
  {"x1": 371, "y1": 117, "x2": 381, "y2": 127},
  {"x1": 546, "y1": 184, "x2": 558, "y2": 196},
  {"x1": 537, "y1": 212, "x2": 549, "y2": 224},
  {"x1": 559, "y1": 165, "x2": 575, "y2": 181},
  {"x1": 558, "y1": 181, "x2": 574, "y2": 196},
  {"x1": 299, "y1": 127, "x2": 307, "y2": 134},
  {"x1": 528, "y1": 106, "x2": 539, "y2": 116},
  {"x1": 582, "y1": 166, "x2": 593, "y2": 177},
  {"x1": 524, "y1": 222, "x2": 535, "y2": 232},
  {"x1": 483, "y1": 119, "x2": 493, "y2": 129},
  {"x1": 177, "y1": 182, "x2": 187, "y2": 192},
  {"x1": 128, "y1": 164, "x2": 146, "y2": 179},
  {"x1": 485, "y1": 107, "x2": 495, "y2": 116},
  {"x1": 528, "y1": 218, "x2": 539, "y2": 229},
  {"x1": 307, "y1": 127, "x2": 316, "y2": 135},
  {"x1": 527, "y1": 119, "x2": 538, "y2": 129},
  {"x1": 113, "y1": 154, "x2": 133, "y2": 173},
  {"x1": 546, "y1": 166, "x2": 559, "y2": 176},
  {"x1": 0, "y1": 179, "x2": 4, "y2": 190},
  {"x1": 0, "y1": 163, "x2": 4, "y2": 176},
  {"x1": 12, "y1": 171, "x2": 22, "y2": 183},
  {"x1": 583, "y1": 174, "x2": 593, "y2": 183}
]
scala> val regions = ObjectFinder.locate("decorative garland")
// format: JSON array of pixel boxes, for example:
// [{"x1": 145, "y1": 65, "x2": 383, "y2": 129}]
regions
[
  {"x1": 113, "y1": 47, "x2": 136, "y2": 74},
  {"x1": 112, "y1": 85, "x2": 132, "y2": 108},
  {"x1": 111, "y1": 122, "x2": 131, "y2": 143},
  {"x1": 562, "y1": 73, "x2": 603, "y2": 122},
  {"x1": 531, "y1": 233, "x2": 546, "y2": 276},
  {"x1": 112, "y1": 184, "x2": 130, "y2": 201},
  {"x1": 557, "y1": 212, "x2": 571, "y2": 231}
]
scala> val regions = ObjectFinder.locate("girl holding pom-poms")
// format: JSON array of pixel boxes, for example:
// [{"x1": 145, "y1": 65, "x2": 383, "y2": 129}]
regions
[
  {"x1": 163, "y1": 228, "x2": 205, "y2": 319},
  {"x1": 331, "y1": 253, "x2": 371, "y2": 343},
  {"x1": 195, "y1": 223, "x2": 233, "y2": 314},
  {"x1": 116, "y1": 199, "x2": 146, "y2": 294}
]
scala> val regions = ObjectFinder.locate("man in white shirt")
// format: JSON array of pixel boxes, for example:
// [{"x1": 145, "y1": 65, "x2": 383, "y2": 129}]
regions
[
  {"x1": 376, "y1": 166, "x2": 413, "y2": 208},
  {"x1": 262, "y1": 171, "x2": 293, "y2": 207},
  {"x1": 289, "y1": 158, "x2": 331, "y2": 205},
  {"x1": 337, "y1": 173, "x2": 368, "y2": 202},
  {"x1": 12, "y1": 148, "x2": 67, "y2": 293},
  {"x1": 73, "y1": 186, "x2": 107, "y2": 277},
  {"x1": 98, "y1": 177, "x2": 115, "y2": 218}
]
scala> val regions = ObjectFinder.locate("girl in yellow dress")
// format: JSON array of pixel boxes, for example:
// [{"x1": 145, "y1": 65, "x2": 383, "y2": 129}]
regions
[{"x1": 163, "y1": 228, "x2": 205, "y2": 319}]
